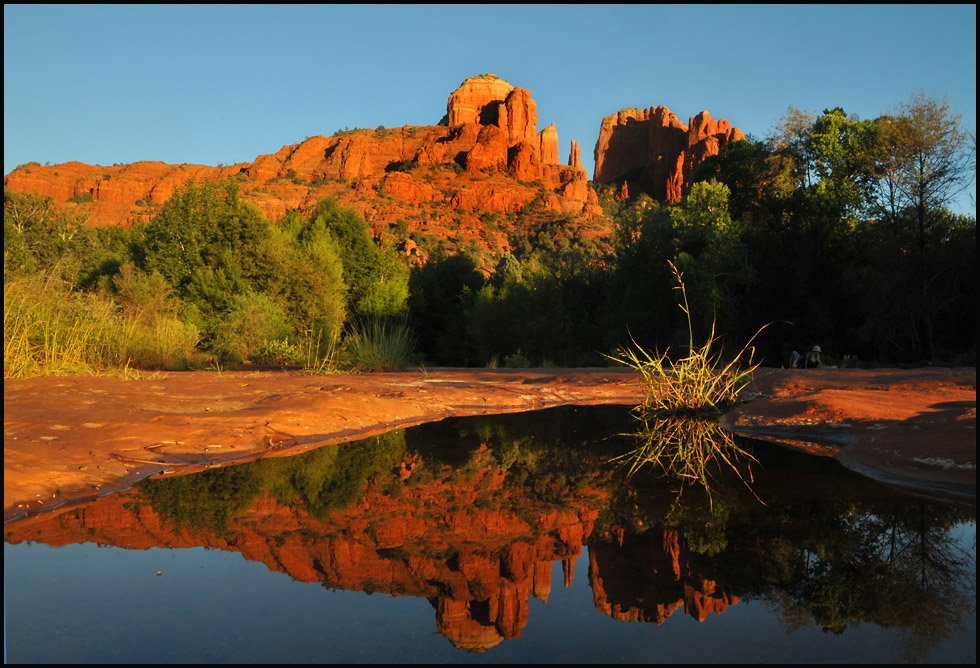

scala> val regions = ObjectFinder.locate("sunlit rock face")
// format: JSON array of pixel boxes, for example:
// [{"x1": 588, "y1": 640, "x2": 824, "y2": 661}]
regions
[
  {"x1": 445, "y1": 73, "x2": 516, "y2": 127},
  {"x1": 593, "y1": 106, "x2": 744, "y2": 201},
  {"x1": 538, "y1": 123, "x2": 559, "y2": 165},
  {"x1": 3, "y1": 74, "x2": 603, "y2": 262}
]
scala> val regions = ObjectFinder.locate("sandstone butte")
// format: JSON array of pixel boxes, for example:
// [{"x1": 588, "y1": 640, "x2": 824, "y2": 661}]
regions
[
  {"x1": 4, "y1": 74, "x2": 744, "y2": 265},
  {"x1": 3, "y1": 74, "x2": 603, "y2": 265},
  {"x1": 592, "y1": 106, "x2": 745, "y2": 202}
]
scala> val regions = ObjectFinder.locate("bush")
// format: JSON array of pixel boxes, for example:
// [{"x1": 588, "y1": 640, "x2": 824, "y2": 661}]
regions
[
  {"x1": 210, "y1": 292, "x2": 291, "y2": 364},
  {"x1": 342, "y1": 316, "x2": 418, "y2": 372},
  {"x1": 504, "y1": 349, "x2": 531, "y2": 368}
]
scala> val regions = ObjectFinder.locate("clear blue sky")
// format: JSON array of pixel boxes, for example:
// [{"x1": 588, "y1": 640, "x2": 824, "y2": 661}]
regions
[{"x1": 4, "y1": 4, "x2": 976, "y2": 213}]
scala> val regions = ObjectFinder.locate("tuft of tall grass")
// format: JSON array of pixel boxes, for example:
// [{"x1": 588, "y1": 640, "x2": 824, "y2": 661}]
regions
[
  {"x1": 4, "y1": 274, "x2": 198, "y2": 378},
  {"x1": 341, "y1": 316, "x2": 418, "y2": 372},
  {"x1": 610, "y1": 261, "x2": 768, "y2": 418},
  {"x1": 607, "y1": 262, "x2": 770, "y2": 508},
  {"x1": 115, "y1": 311, "x2": 200, "y2": 371},
  {"x1": 298, "y1": 327, "x2": 341, "y2": 374}
]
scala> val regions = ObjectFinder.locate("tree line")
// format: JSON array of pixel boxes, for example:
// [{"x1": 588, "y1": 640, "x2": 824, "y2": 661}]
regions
[{"x1": 3, "y1": 93, "x2": 975, "y2": 375}]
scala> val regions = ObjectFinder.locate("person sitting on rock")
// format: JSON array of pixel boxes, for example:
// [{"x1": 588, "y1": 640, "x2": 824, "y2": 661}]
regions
[{"x1": 804, "y1": 346, "x2": 823, "y2": 368}]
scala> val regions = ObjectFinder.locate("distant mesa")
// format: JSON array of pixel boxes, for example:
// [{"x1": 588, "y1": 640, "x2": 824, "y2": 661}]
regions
[{"x1": 593, "y1": 106, "x2": 744, "y2": 202}]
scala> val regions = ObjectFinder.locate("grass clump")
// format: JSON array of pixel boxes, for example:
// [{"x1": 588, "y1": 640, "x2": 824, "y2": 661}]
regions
[
  {"x1": 298, "y1": 327, "x2": 341, "y2": 374},
  {"x1": 4, "y1": 274, "x2": 199, "y2": 378},
  {"x1": 610, "y1": 261, "x2": 767, "y2": 418},
  {"x1": 341, "y1": 316, "x2": 418, "y2": 372},
  {"x1": 608, "y1": 261, "x2": 770, "y2": 508}
]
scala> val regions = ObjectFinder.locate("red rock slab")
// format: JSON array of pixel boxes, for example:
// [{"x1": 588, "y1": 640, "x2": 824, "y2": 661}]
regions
[
  {"x1": 724, "y1": 367, "x2": 976, "y2": 498},
  {"x1": 5, "y1": 366, "x2": 976, "y2": 523},
  {"x1": 3, "y1": 368, "x2": 644, "y2": 521}
]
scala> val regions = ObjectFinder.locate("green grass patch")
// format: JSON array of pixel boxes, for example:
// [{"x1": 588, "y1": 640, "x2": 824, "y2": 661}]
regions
[
  {"x1": 4, "y1": 274, "x2": 198, "y2": 378},
  {"x1": 342, "y1": 316, "x2": 418, "y2": 372}
]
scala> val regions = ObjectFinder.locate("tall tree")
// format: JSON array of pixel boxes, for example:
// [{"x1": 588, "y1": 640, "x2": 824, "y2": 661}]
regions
[
  {"x1": 877, "y1": 94, "x2": 976, "y2": 360},
  {"x1": 885, "y1": 94, "x2": 975, "y2": 256}
]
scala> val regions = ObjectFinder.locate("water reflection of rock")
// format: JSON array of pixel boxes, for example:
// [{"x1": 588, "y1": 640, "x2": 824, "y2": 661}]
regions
[
  {"x1": 589, "y1": 529, "x2": 737, "y2": 624},
  {"x1": 3, "y1": 466, "x2": 743, "y2": 653},
  {"x1": 14, "y1": 399, "x2": 970, "y2": 661},
  {"x1": 3, "y1": 467, "x2": 602, "y2": 652}
]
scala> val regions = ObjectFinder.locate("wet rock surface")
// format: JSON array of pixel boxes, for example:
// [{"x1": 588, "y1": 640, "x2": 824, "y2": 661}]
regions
[
  {"x1": 722, "y1": 367, "x2": 976, "y2": 503},
  {"x1": 4, "y1": 366, "x2": 975, "y2": 521}
]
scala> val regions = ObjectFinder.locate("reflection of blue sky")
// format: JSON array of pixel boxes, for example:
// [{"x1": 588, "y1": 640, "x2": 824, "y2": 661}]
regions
[{"x1": 5, "y1": 523, "x2": 976, "y2": 663}]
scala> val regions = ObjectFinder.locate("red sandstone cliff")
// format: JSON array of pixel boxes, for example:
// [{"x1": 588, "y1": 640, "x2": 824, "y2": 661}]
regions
[
  {"x1": 593, "y1": 106, "x2": 744, "y2": 202},
  {"x1": 3, "y1": 74, "x2": 603, "y2": 265}
]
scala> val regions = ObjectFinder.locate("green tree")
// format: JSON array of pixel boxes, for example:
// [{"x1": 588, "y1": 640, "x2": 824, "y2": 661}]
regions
[
  {"x1": 883, "y1": 94, "x2": 975, "y2": 255},
  {"x1": 670, "y1": 181, "x2": 756, "y2": 341},
  {"x1": 211, "y1": 291, "x2": 291, "y2": 363},
  {"x1": 303, "y1": 198, "x2": 408, "y2": 318},
  {"x1": 3, "y1": 189, "x2": 97, "y2": 281},
  {"x1": 806, "y1": 107, "x2": 881, "y2": 222},
  {"x1": 866, "y1": 95, "x2": 976, "y2": 360},
  {"x1": 407, "y1": 252, "x2": 485, "y2": 365},
  {"x1": 139, "y1": 181, "x2": 270, "y2": 297}
]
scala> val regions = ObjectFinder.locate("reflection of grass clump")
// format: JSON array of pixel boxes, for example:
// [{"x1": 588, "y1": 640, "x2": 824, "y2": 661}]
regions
[
  {"x1": 612, "y1": 417, "x2": 762, "y2": 508},
  {"x1": 610, "y1": 261, "x2": 766, "y2": 418},
  {"x1": 609, "y1": 263, "x2": 768, "y2": 508}
]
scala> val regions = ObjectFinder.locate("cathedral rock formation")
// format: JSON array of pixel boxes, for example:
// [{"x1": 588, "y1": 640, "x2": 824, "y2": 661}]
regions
[
  {"x1": 592, "y1": 106, "x2": 744, "y2": 202},
  {"x1": 3, "y1": 74, "x2": 602, "y2": 264},
  {"x1": 444, "y1": 74, "x2": 595, "y2": 194}
]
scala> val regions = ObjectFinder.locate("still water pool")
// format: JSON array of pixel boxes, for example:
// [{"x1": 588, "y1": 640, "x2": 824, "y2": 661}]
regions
[{"x1": 4, "y1": 405, "x2": 976, "y2": 663}]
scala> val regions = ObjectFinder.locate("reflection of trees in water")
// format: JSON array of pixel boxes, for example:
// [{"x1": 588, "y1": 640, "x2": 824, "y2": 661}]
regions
[
  {"x1": 136, "y1": 430, "x2": 408, "y2": 533},
  {"x1": 657, "y1": 488, "x2": 975, "y2": 661},
  {"x1": 888, "y1": 523, "x2": 974, "y2": 663},
  {"x1": 810, "y1": 504, "x2": 969, "y2": 657},
  {"x1": 597, "y1": 415, "x2": 975, "y2": 659},
  {"x1": 135, "y1": 406, "x2": 633, "y2": 537},
  {"x1": 132, "y1": 405, "x2": 974, "y2": 660}
]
